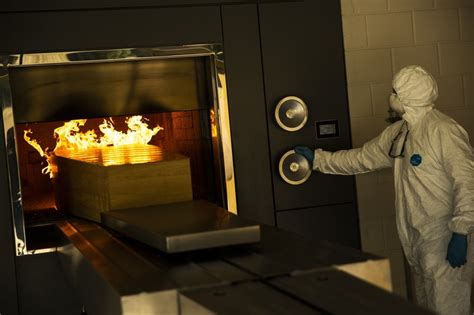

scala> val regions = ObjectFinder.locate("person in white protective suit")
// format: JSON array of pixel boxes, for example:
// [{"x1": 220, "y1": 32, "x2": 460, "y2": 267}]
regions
[{"x1": 295, "y1": 65, "x2": 474, "y2": 315}]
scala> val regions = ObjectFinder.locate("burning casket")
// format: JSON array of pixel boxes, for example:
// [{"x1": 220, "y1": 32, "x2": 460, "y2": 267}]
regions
[
  {"x1": 54, "y1": 144, "x2": 192, "y2": 222},
  {"x1": 24, "y1": 115, "x2": 192, "y2": 222}
]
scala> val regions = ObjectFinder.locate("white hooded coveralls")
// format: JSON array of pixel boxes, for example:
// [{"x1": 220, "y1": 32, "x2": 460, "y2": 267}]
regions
[{"x1": 313, "y1": 66, "x2": 474, "y2": 315}]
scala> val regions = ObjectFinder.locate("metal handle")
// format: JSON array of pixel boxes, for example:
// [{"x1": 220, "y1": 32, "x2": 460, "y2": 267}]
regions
[
  {"x1": 274, "y1": 96, "x2": 308, "y2": 132},
  {"x1": 278, "y1": 150, "x2": 311, "y2": 185}
]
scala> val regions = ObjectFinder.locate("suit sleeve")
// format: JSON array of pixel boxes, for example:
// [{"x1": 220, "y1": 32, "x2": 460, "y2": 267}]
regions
[
  {"x1": 313, "y1": 122, "x2": 401, "y2": 175},
  {"x1": 438, "y1": 123, "x2": 474, "y2": 235}
]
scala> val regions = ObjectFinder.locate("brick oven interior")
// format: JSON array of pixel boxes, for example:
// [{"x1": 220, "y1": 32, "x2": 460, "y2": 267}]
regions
[{"x1": 16, "y1": 110, "x2": 221, "y2": 225}]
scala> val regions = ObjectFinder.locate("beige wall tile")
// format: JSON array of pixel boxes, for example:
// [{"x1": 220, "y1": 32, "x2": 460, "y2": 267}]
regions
[
  {"x1": 436, "y1": 75, "x2": 465, "y2": 109},
  {"x1": 392, "y1": 278, "x2": 408, "y2": 298},
  {"x1": 371, "y1": 83, "x2": 393, "y2": 117},
  {"x1": 379, "y1": 179, "x2": 396, "y2": 218},
  {"x1": 372, "y1": 250, "x2": 388, "y2": 260},
  {"x1": 350, "y1": 117, "x2": 390, "y2": 146},
  {"x1": 342, "y1": 16, "x2": 368, "y2": 49},
  {"x1": 377, "y1": 172, "x2": 397, "y2": 217},
  {"x1": 392, "y1": 45, "x2": 440, "y2": 76},
  {"x1": 383, "y1": 215, "x2": 402, "y2": 250},
  {"x1": 436, "y1": 0, "x2": 474, "y2": 8},
  {"x1": 341, "y1": 0, "x2": 355, "y2": 15},
  {"x1": 439, "y1": 42, "x2": 474, "y2": 75},
  {"x1": 345, "y1": 49, "x2": 393, "y2": 84},
  {"x1": 353, "y1": 0, "x2": 388, "y2": 13},
  {"x1": 360, "y1": 218, "x2": 386, "y2": 252},
  {"x1": 460, "y1": 8, "x2": 474, "y2": 40},
  {"x1": 367, "y1": 13, "x2": 414, "y2": 48},
  {"x1": 389, "y1": 0, "x2": 434, "y2": 12},
  {"x1": 357, "y1": 185, "x2": 379, "y2": 220},
  {"x1": 464, "y1": 74, "x2": 473, "y2": 107},
  {"x1": 348, "y1": 84, "x2": 373, "y2": 117},
  {"x1": 378, "y1": 168, "x2": 395, "y2": 185},
  {"x1": 355, "y1": 172, "x2": 379, "y2": 187},
  {"x1": 387, "y1": 249, "x2": 407, "y2": 283},
  {"x1": 414, "y1": 10, "x2": 460, "y2": 43},
  {"x1": 357, "y1": 181, "x2": 396, "y2": 220}
]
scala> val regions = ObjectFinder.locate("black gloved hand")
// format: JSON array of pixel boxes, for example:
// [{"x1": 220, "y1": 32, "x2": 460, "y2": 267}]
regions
[
  {"x1": 295, "y1": 146, "x2": 315, "y2": 165},
  {"x1": 446, "y1": 233, "x2": 468, "y2": 268}
]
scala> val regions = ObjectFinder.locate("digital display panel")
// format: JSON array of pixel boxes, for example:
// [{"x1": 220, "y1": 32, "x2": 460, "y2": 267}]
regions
[{"x1": 316, "y1": 120, "x2": 339, "y2": 138}]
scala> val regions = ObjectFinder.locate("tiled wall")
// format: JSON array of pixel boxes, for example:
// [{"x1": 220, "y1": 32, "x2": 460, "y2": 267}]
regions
[{"x1": 340, "y1": 0, "x2": 474, "y2": 297}]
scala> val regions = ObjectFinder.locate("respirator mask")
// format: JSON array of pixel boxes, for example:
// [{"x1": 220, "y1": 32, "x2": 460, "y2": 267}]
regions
[{"x1": 386, "y1": 93, "x2": 405, "y2": 123}]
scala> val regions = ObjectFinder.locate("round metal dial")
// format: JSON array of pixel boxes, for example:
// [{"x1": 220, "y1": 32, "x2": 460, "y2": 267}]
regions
[
  {"x1": 278, "y1": 150, "x2": 312, "y2": 185},
  {"x1": 275, "y1": 96, "x2": 308, "y2": 132}
]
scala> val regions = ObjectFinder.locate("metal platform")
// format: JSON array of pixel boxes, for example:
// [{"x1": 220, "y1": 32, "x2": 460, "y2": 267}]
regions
[
  {"x1": 49, "y1": 219, "x2": 434, "y2": 315},
  {"x1": 100, "y1": 200, "x2": 261, "y2": 253}
]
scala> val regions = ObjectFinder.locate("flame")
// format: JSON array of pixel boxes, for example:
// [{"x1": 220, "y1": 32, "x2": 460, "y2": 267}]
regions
[
  {"x1": 24, "y1": 115, "x2": 163, "y2": 178},
  {"x1": 99, "y1": 116, "x2": 163, "y2": 146},
  {"x1": 24, "y1": 129, "x2": 53, "y2": 176},
  {"x1": 210, "y1": 109, "x2": 217, "y2": 138}
]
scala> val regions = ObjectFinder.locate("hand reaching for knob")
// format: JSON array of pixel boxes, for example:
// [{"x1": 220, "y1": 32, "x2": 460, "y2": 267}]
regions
[{"x1": 294, "y1": 146, "x2": 315, "y2": 165}]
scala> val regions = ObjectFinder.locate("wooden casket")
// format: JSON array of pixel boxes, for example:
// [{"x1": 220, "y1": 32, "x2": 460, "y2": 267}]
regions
[{"x1": 54, "y1": 144, "x2": 193, "y2": 222}]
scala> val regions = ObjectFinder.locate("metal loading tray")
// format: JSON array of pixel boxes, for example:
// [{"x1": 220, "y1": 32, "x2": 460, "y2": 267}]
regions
[{"x1": 100, "y1": 200, "x2": 261, "y2": 253}]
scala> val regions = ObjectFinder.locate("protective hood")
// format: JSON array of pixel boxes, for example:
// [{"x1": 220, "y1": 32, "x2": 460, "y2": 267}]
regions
[
  {"x1": 392, "y1": 65, "x2": 438, "y2": 126},
  {"x1": 402, "y1": 105, "x2": 433, "y2": 127}
]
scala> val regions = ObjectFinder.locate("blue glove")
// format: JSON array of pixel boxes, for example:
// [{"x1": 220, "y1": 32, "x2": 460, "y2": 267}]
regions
[
  {"x1": 446, "y1": 233, "x2": 468, "y2": 268},
  {"x1": 295, "y1": 146, "x2": 315, "y2": 165}
]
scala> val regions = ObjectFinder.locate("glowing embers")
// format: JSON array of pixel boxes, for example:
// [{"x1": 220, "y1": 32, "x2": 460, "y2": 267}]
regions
[{"x1": 23, "y1": 116, "x2": 163, "y2": 178}]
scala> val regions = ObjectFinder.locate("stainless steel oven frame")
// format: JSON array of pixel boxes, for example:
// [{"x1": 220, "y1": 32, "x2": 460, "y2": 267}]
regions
[{"x1": 1, "y1": 44, "x2": 237, "y2": 256}]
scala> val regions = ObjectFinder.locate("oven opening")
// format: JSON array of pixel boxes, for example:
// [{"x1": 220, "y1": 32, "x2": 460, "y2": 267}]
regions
[
  {"x1": 3, "y1": 47, "x2": 239, "y2": 254},
  {"x1": 16, "y1": 110, "x2": 223, "y2": 227}
]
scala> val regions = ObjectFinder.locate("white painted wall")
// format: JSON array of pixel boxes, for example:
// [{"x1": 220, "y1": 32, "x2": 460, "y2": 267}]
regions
[{"x1": 340, "y1": 0, "x2": 474, "y2": 297}]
